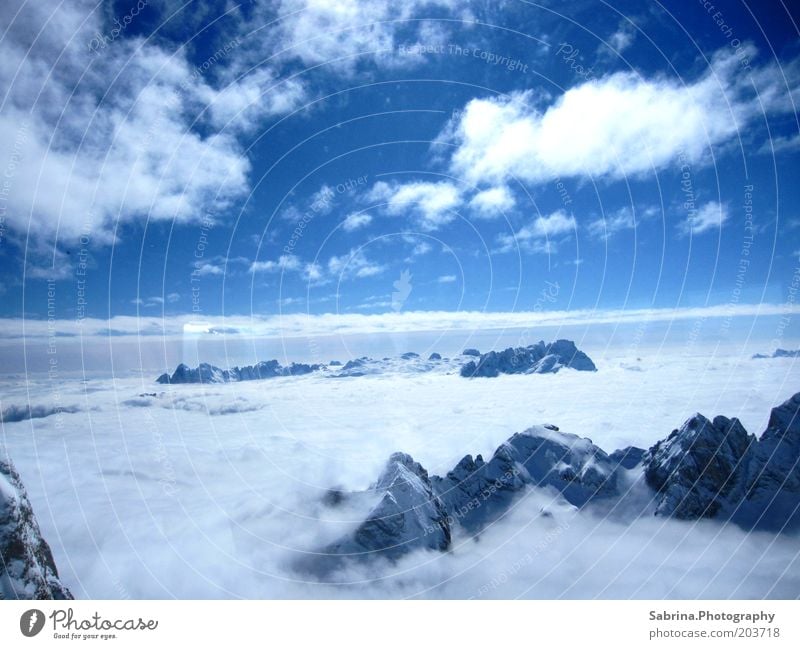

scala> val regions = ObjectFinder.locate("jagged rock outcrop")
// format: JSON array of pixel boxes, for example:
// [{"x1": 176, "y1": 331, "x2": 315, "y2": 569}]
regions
[
  {"x1": 1, "y1": 458, "x2": 73, "y2": 600},
  {"x1": 737, "y1": 393, "x2": 800, "y2": 529},
  {"x1": 643, "y1": 415, "x2": 752, "y2": 519},
  {"x1": 157, "y1": 359, "x2": 322, "y2": 384},
  {"x1": 433, "y1": 425, "x2": 619, "y2": 531},
  {"x1": 608, "y1": 446, "x2": 646, "y2": 470},
  {"x1": 752, "y1": 349, "x2": 800, "y2": 359},
  {"x1": 317, "y1": 453, "x2": 451, "y2": 570},
  {"x1": 312, "y1": 392, "x2": 800, "y2": 572},
  {"x1": 316, "y1": 425, "x2": 625, "y2": 568},
  {"x1": 331, "y1": 357, "x2": 372, "y2": 378},
  {"x1": 460, "y1": 339, "x2": 596, "y2": 377},
  {"x1": 462, "y1": 348, "x2": 481, "y2": 357},
  {"x1": 643, "y1": 393, "x2": 800, "y2": 530}
]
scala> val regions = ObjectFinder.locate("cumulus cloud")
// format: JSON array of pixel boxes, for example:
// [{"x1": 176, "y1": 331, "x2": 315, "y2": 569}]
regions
[
  {"x1": 341, "y1": 212, "x2": 373, "y2": 231},
  {"x1": 678, "y1": 201, "x2": 729, "y2": 236},
  {"x1": 598, "y1": 23, "x2": 636, "y2": 58},
  {"x1": 250, "y1": 255, "x2": 302, "y2": 273},
  {"x1": 194, "y1": 263, "x2": 225, "y2": 277},
  {"x1": 0, "y1": 2, "x2": 254, "y2": 245},
  {"x1": 497, "y1": 210, "x2": 576, "y2": 253},
  {"x1": 444, "y1": 46, "x2": 799, "y2": 185},
  {"x1": 468, "y1": 186, "x2": 516, "y2": 217},
  {"x1": 265, "y1": 0, "x2": 462, "y2": 73},
  {"x1": 327, "y1": 248, "x2": 386, "y2": 279},
  {"x1": 587, "y1": 206, "x2": 659, "y2": 240},
  {"x1": 368, "y1": 180, "x2": 462, "y2": 230}
]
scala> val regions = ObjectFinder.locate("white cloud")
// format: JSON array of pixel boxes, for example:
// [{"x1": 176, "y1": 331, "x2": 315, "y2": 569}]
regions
[
  {"x1": 411, "y1": 241, "x2": 433, "y2": 256},
  {"x1": 497, "y1": 210, "x2": 576, "y2": 253},
  {"x1": 444, "y1": 46, "x2": 799, "y2": 185},
  {"x1": 267, "y1": 0, "x2": 461, "y2": 73},
  {"x1": 369, "y1": 180, "x2": 462, "y2": 230},
  {"x1": 601, "y1": 24, "x2": 635, "y2": 56},
  {"x1": 200, "y1": 68, "x2": 307, "y2": 133},
  {"x1": 250, "y1": 255, "x2": 302, "y2": 273},
  {"x1": 437, "y1": 274, "x2": 457, "y2": 283},
  {"x1": 131, "y1": 294, "x2": 179, "y2": 308},
  {"x1": 678, "y1": 201, "x2": 729, "y2": 236},
  {"x1": 758, "y1": 133, "x2": 800, "y2": 155},
  {"x1": 587, "y1": 205, "x2": 659, "y2": 240},
  {"x1": 468, "y1": 186, "x2": 515, "y2": 217},
  {"x1": 341, "y1": 212, "x2": 373, "y2": 231},
  {"x1": 5, "y1": 303, "x2": 799, "y2": 343},
  {"x1": 0, "y1": 1, "x2": 311, "y2": 247},
  {"x1": 327, "y1": 248, "x2": 386, "y2": 279},
  {"x1": 194, "y1": 263, "x2": 225, "y2": 277},
  {"x1": 303, "y1": 262, "x2": 325, "y2": 283}
]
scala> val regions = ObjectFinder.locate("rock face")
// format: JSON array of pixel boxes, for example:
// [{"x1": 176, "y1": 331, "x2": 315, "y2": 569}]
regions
[
  {"x1": 314, "y1": 392, "x2": 800, "y2": 571},
  {"x1": 433, "y1": 425, "x2": 619, "y2": 532},
  {"x1": 157, "y1": 360, "x2": 322, "y2": 384},
  {"x1": 1, "y1": 458, "x2": 73, "y2": 600},
  {"x1": 318, "y1": 425, "x2": 625, "y2": 568},
  {"x1": 462, "y1": 348, "x2": 481, "y2": 357},
  {"x1": 752, "y1": 349, "x2": 800, "y2": 359},
  {"x1": 428, "y1": 353, "x2": 442, "y2": 361},
  {"x1": 319, "y1": 453, "x2": 451, "y2": 569},
  {"x1": 643, "y1": 415, "x2": 752, "y2": 520},
  {"x1": 460, "y1": 339, "x2": 596, "y2": 377},
  {"x1": 643, "y1": 393, "x2": 800, "y2": 530}
]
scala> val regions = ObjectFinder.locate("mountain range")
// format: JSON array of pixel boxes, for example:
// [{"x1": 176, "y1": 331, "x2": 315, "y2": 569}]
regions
[
  {"x1": 155, "y1": 339, "x2": 598, "y2": 384},
  {"x1": 305, "y1": 392, "x2": 800, "y2": 575}
]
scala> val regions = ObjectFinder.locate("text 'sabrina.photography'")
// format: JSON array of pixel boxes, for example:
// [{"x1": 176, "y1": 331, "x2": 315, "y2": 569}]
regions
[{"x1": 1, "y1": 0, "x2": 800, "y2": 645}]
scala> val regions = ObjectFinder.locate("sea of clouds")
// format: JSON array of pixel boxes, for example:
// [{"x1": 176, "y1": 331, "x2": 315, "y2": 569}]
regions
[{"x1": 1, "y1": 350, "x2": 798, "y2": 598}]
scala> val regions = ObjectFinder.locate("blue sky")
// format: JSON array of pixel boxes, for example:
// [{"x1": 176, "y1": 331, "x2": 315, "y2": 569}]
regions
[{"x1": 0, "y1": 0, "x2": 799, "y2": 355}]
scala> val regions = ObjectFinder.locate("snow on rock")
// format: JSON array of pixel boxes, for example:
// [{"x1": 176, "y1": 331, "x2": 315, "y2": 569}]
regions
[
  {"x1": 1, "y1": 457, "x2": 72, "y2": 600},
  {"x1": 315, "y1": 453, "x2": 451, "y2": 571},
  {"x1": 643, "y1": 392, "x2": 800, "y2": 530},
  {"x1": 433, "y1": 424, "x2": 619, "y2": 531},
  {"x1": 738, "y1": 392, "x2": 800, "y2": 529},
  {"x1": 643, "y1": 415, "x2": 752, "y2": 520},
  {"x1": 608, "y1": 446, "x2": 646, "y2": 470},
  {"x1": 156, "y1": 360, "x2": 323, "y2": 384},
  {"x1": 752, "y1": 349, "x2": 800, "y2": 359},
  {"x1": 460, "y1": 339, "x2": 596, "y2": 377},
  {"x1": 315, "y1": 425, "x2": 622, "y2": 568},
  {"x1": 314, "y1": 392, "x2": 800, "y2": 571}
]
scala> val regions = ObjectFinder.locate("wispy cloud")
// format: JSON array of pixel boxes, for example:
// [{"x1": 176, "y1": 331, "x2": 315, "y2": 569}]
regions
[
  {"x1": 678, "y1": 201, "x2": 729, "y2": 236},
  {"x1": 341, "y1": 212, "x2": 373, "y2": 232},
  {"x1": 328, "y1": 248, "x2": 386, "y2": 279},
  {"x1": 7, "y1": 303, "x2": 798, "y2": 342},
  {"x1": 469, "y1": 186, "x2": 516, "y2": 218},
  {"x1": 587, "y1": 205, "x2": 659, "y2": 240},
  {"x1": 497, "y1": 210, "x2": 576, "y2": 253}
]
